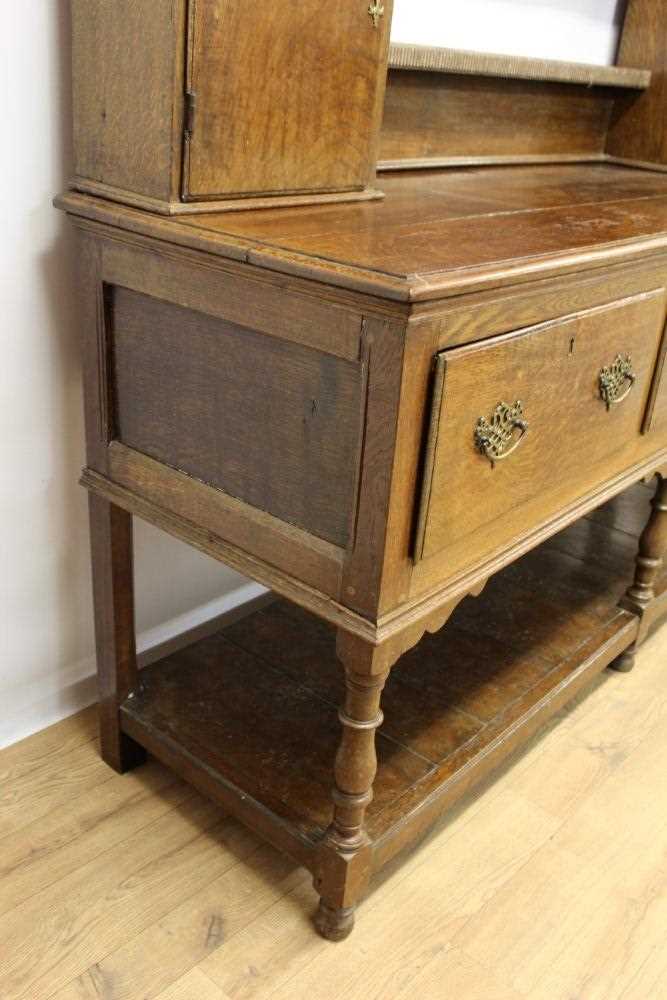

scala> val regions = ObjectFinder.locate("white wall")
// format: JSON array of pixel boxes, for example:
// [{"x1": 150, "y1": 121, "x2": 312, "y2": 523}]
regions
[
  {"x1": 0, "y1": 1, "x2": 625, "y2": 750},
  {"x1": 391, "y1": 0, "x2": 627, "y2": 66},
  {"x1": 0, "y1": 2, "x2": 265, "y2": 749}
]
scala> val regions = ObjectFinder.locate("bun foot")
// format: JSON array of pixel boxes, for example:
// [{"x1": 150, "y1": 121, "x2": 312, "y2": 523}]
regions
[
  {"x1": 609, "y1": 647, "x2": 636, "y2": 673},
  {"x1": 314, "y1": 900, "x2": 356, "y2": 942}
]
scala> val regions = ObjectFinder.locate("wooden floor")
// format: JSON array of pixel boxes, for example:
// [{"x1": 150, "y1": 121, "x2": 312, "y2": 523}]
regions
[{"x1": 1, "y1": 629, "x2": 665, "y2": 996}]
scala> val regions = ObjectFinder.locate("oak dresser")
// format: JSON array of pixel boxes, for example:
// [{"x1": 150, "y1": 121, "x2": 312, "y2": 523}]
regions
[{"x1": 58, "y1": 0, "x2": 667, "y2": 941}]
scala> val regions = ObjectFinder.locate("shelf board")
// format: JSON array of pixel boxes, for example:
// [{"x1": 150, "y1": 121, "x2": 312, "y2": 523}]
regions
[
  {"x1": 388, "y1": 43, "x2": 651, "y2": 91},
  {"x1": 120, "y1": 483, "x2": 665, "y2": 877}
]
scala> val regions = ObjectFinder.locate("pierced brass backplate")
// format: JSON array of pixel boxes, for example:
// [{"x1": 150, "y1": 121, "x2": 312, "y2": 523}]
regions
[
  {"x1": 474, "y1": 401, "x2": 528, "y2": 468},
  {"x1": 599, "y1": 355, "x2": 636, "y2": 410}
]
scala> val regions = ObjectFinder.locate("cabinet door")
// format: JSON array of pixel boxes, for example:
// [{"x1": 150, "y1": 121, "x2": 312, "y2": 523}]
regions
[{"x1": 184, "y1": 0, "x2": 391, "y2": 200}]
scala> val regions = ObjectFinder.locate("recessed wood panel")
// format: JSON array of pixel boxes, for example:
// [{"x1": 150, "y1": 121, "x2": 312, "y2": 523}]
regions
[
  {"x1": 379, "y1": 71, "x2": 613, "y2": 167},
  {"x1": 110, "y1": 288, "x2": 362, "y2": 547},
  {"x1": 416, "y1": 290, "x2": 667, "y2": 567},
  {"x1": 186, "y1": 0, "x2": 392, "y2": 199}
]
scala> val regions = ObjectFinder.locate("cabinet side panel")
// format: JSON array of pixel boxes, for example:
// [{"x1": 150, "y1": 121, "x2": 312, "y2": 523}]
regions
[
  {"x1": 109, "y1": 287, "x2": 362, "y2": 547},
  {"x1": 607, "y1": 0, "x2": 667, "y2": 165},
  {"x1": 71, "y1": 0, "x2": 184, "y2": 201}
]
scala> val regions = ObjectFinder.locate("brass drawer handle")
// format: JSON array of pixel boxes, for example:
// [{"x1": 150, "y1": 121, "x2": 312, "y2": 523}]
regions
[
  {"x1": 599, "y1": 355, "x2": 636, "y2": 410},
  {"x1": 474, "y1": 401, "x2": 528, "y2": 468}
]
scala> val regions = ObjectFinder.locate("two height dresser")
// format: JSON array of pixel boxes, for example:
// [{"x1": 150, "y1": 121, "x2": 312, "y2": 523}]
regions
[{"x1": 58, "y1": 0, "x2": 667, "y2": 941}]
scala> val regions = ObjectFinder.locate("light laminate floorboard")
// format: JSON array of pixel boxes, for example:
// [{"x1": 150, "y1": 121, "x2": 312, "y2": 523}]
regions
[{"x1": 0, "y1": 629, "x2": 664, "y2": 1000}]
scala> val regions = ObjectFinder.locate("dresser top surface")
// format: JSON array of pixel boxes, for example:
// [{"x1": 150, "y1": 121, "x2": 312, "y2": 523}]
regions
[{"x1": 59, "y1": 163, "x2": 667, "y2": 302}]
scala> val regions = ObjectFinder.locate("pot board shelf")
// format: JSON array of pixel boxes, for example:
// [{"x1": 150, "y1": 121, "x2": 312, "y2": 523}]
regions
[{"x1": 120, "y1": 482, "x2": 665, "y2": 896}]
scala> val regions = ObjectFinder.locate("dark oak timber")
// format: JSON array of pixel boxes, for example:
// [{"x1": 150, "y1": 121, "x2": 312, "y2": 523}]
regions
[
  {"x1": 61, "y1": 3, "x2": 667, "y2": 943},
  {"x1": 70, "y1": 0, "x2": 393, "y2": 214},
  {"x1": 613, "y1": 474, "x2": 667, "y2": 670},
  {"x1": 88, "y1": 495, "x2": 145, "y2": 773},
  {"x1": 118, "y1": 487, "x2": 665, "y2": 937},
  {"x1": 110, "y1": 286, "x2": 362, "y2": 547},
  {"x1": 62, "y1": 161, "x2": 667, "y2": 940},
  {"x1": 58, "y1": 163, "x2": 667, "y2": 301}
]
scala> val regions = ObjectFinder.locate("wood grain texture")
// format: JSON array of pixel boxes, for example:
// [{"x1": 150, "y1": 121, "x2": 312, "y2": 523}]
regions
[
  {"x1": 0, "y1": 794, "x2": 234, "y2": 999},
  {"x1": 0, "y1": 762, "x2": 183, "y2": 915},
  {"x1": 388, "y1": 43, "x2": 652, "y2": 89},
  {"x1": 154, "y1": 969, "x2": 230, "y2": 1000},
  {"x1": 88, "y1": 495, "x2": 146, "y2": 774},
  {"x1": 121, "y1": 630, "x2": 429, "y2": 848},
  {"x1": 607, "y1": 0, "x2": 667, "y2": 166},
  {"x1": 61, "y1": 143, "x2": 667, "y2": 950},
  {"x1": 339, "y1": 317, "x2": 408, "y2": 617},
  {"x1": 74, "y1": 177, "x2": 387, "y2": 217},
  {"x1": 79, "y1": 467, "x2": 382, "y2": 647},
  {"x1": 412, "y1": 257, "x2": 667, "y2": 350},
  {"x1": 644, "y1": 317, "x2": 667, "y2": 434},
  {"x1": 110, "y1": 287, "x2": 362, "y2": 547},
  {"x1": 108, "y1": 444, "x2": 345, "y2": 599},
  {"x1": 73, "y1": 204, "x2": 667, "y2": 646},
  {"x1": 114, "y1": 486, "x2": 666, "y2": 932},
  {"x1": 100, "y1": 237, "x2": 365, "y2": 363},
  {"x1": 71, "y1": 0, "x2": 185, "y2": 202},
  {"x1": 417, "y1": 290, "x2": 667, "y2": 567},
  {"x1": 185, "y1": 0, "x2": 393, "y2": 199},
  {"x1": 49, "y1": 841, "x2": 303, "y2": 1000},
  {"x1": 70, "y1": 0, "x2": 393, "y2": 212},
  {"x1": 1, "y1": 565, "x2": 666, "y2": 998},
  {"x1": 622, "y1": 475, "x2": 667, "y2": 621},
  {"x1": 380, "y1": 71, "x2": 614, "y2": 166},
  {"x1": 57, "y1": 163, "x2": 667, "y2": 302}
]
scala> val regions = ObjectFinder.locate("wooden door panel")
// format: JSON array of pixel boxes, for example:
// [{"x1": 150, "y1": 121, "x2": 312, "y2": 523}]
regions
[{"x1": 185, "y1": 0, "x2": 391, "y2": 199}]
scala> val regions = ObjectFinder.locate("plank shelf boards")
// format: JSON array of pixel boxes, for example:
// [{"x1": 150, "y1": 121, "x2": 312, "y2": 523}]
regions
[
  {"x1": 119, "y1": 483, "x2": 665, "y2": 889},
  {"x1": 388, "y1": 43, "x2": 652, "y2": 90}
]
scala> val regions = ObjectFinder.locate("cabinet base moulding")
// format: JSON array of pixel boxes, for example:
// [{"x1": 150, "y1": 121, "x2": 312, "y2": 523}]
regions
[{"x1": 70, "y1": 179, "x2": 386, "y2": 217}]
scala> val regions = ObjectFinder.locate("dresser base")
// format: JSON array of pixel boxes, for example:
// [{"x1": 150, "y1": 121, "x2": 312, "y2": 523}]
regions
[{"x1": 115, "y1": 484, "x2": 666, "y2": 938}]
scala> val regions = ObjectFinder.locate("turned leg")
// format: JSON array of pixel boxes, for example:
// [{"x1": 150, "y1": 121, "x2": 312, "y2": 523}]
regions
[
  {"x1": 88, "y1": 495, "x2": 146, "y2": 772},
  {"x1": 314, "y1": 634, "x2": 390, "y2": 942},
  {"x1": 611, "y1": 475, "x2": 667, "y2": 673}
]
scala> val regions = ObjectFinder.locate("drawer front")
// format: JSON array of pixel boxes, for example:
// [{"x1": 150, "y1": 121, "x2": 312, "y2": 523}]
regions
[
  {"x1": 645, "y1": 326, "x2": 667, "y2": 435},
  {"x1": 416, "y1": 289, "x2": 667, "y2": 566}
]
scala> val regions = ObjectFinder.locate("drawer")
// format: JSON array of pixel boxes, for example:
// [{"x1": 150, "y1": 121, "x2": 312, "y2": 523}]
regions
[
  {"x1": 415, "y1": 289, "x2": 667, "y2": 566},
  {"x1": 645, "y1": 326, "x2": 667, "y2": 435}
]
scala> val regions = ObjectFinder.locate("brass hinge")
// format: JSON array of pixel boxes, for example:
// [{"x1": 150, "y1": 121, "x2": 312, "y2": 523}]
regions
[{"x1": 184, "y1": 91, "x2": 197, "y2": 139}]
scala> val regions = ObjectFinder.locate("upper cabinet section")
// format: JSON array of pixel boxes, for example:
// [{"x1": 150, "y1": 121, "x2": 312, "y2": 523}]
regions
[
  {"x1": 71, "y1": 0, "x2": 185, "y2": 210},
  {"x1": 185, "y1": 1, "x2": 391, "y2": 202},
  {"x1": 71, "y1": 0, "x2": 393, "y2": 215}
]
